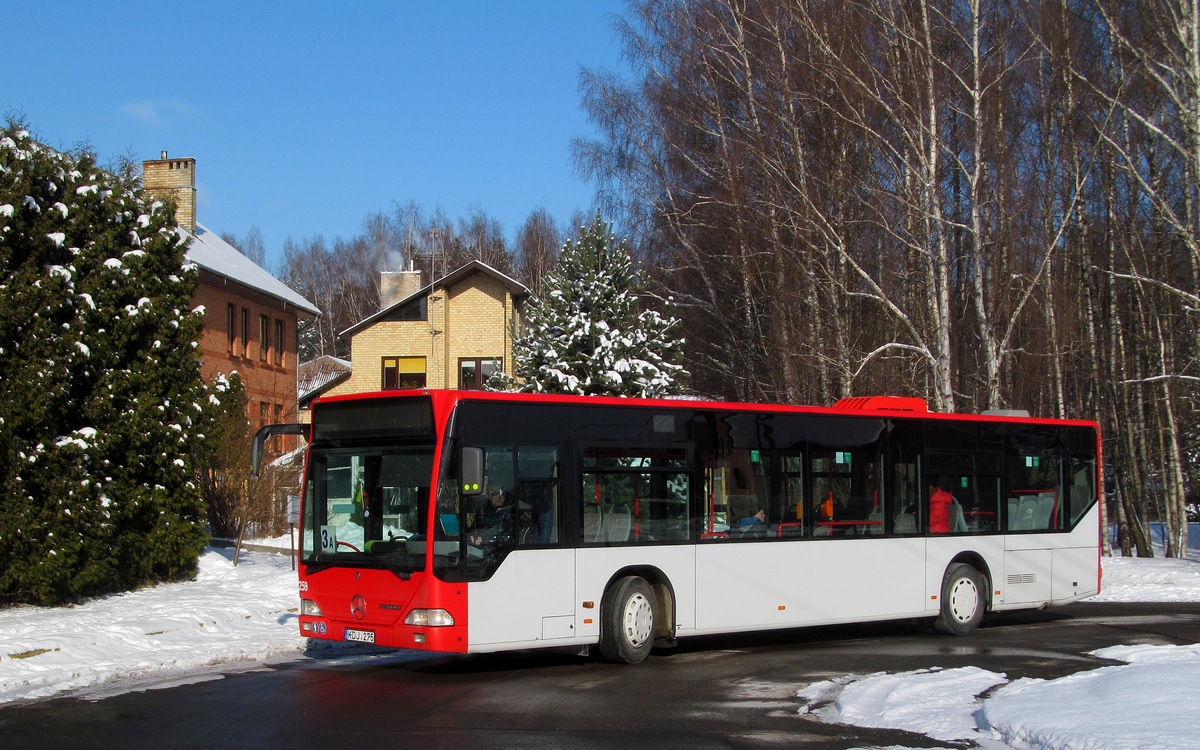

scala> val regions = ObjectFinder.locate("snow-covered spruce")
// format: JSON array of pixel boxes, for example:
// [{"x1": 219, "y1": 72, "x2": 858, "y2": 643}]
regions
[
  {"x1": 0, "y1": 121, "x2": 214, "y2": 605},
  {"x1": 495, "y1": 214, "x2": 688, "y2": 398}
]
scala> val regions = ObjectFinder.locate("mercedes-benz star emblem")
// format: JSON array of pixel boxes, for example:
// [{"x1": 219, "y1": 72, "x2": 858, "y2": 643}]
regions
[{"x1": 351, "y1": 594, "x2": 367, "y2": 620}]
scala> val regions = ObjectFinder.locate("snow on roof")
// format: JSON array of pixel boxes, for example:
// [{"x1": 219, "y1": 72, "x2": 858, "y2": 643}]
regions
[
  {"x1": 297, "y1": 355, "x2": 352, "y2": 402},
  {"x1": 186, "y1": 224, "x2": 320, "y2": 317}
]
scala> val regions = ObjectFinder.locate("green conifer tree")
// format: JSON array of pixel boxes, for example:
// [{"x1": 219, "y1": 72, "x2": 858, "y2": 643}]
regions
[
  {"x1": 499, "y1": 214, "x2": 688, "y2": 398},
  {"x1": 0, "y1": 122, "x2": 209, "y2": 604}
]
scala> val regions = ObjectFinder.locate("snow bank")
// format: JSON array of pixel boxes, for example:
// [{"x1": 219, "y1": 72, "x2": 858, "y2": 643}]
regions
[
  {"x1": 801, "y1": 666, "x2": 1006, "y2": 742},
  {"x1": 0, "y1": 549, "x2": 303, "y2": 703},
  {"x1": 800, "y1": 643, "x2": 1200, "y2": 750},
  {"x1": 1094, "y1": 555, "x2": 1200, "y2": 602}
]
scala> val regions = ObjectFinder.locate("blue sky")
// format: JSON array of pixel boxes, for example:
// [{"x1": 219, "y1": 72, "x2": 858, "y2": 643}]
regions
[{"x1": 6, "y1": 1, "x2": 628, "y2": 268}]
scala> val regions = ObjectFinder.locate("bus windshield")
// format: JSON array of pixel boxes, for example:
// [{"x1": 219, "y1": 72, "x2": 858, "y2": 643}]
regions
[{"x1": 301, "y1": 444, "x2": 433, "y2": 577}]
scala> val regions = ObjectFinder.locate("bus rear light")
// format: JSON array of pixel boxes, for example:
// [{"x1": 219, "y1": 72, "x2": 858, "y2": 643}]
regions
[
  {"x1": 404, "y1": 608, "x2": 454, "y2": 627},
  {"x1": 301, "y1": 599, "x2": 324, "y2": 617}
]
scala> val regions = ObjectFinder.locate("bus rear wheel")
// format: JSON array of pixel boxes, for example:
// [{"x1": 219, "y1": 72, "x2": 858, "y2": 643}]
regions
[
  {"x1": 934, "y1": 563, "x2": 986, "y2": 635},
  {"x1": 599, "y1": 576, "x2": 656, "y2": 664}
]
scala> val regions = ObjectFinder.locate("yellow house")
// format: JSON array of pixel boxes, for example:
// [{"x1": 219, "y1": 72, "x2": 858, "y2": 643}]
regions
[{"x1": 325, "y1": 261, "x2": 529, "y2": 397}]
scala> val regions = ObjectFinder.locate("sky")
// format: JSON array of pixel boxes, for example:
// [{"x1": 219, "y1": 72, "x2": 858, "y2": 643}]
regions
[
  {"x1": 4, "y1": 1, "x2": 629, "y2": 269},
  {"x1": 3, "y1": 546, "x2": 1199, "y2": 750}
]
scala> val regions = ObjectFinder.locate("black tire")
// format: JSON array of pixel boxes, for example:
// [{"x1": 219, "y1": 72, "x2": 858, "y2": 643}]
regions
[
  {"x1": 934, "y1": 563, "x2": 986, "y2": 635},
  {"x1": 598, "y1": 576, "x2": 656, "y2": 664}
]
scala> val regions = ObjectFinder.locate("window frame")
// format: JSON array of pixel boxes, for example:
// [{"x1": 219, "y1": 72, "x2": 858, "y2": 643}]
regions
[
  {"x1": 274, "y1": 319, "x2": 284, "y2": 365},
  {"x1": 259, "y1": 314, "x2": 270, "y2": 362},
  {"x1": 382, "y1": 356, "x2": 427, "y2": 390},
  {"x1": 240, "y1": 308, "x2": 249, "y2": 358},
  {"x1": 459, "y1": 357, "x2": 503, "y2": 390},
  {"x1": 226, "y1": 303, "x2": 237, "y2": 355}
]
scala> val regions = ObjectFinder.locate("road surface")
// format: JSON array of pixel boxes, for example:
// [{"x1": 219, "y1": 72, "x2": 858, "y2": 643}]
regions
[{"x1": 2, "y1": 602, "x2": 1197, "y2": 748}]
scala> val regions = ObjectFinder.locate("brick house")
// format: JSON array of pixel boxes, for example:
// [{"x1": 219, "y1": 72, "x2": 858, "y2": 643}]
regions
[
  {"x1": 142, "y1": 153, "x2": 320, "y2": 430},
  {"x1": 324, "y1": 261, "x2": 529, "y2": 398}
]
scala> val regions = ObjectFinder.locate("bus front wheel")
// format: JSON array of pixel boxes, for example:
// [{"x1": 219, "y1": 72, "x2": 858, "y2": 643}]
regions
[
  {"x1": 599, "y1": 576, "x2": 656, "y2": 664},
  {"x1": 934, "y1": 563, "x2": 986, "y2": 635}
]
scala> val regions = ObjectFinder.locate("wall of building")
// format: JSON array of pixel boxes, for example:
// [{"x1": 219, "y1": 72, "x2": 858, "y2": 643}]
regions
[
  {"x1": 444, "y1": 274, "x2": 512, "y2": 380},
  {"x1": 193, "y1": 270, "x2": 302, "y2": 427},
  {"x1": 326, "y1": 270, "x2": 517, "y2": 397}
]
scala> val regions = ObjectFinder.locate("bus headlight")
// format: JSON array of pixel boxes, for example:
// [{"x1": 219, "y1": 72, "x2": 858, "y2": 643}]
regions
[
  {"x1": 301, "y1": 599, "x2": 323, "y2": 617},
  {"x1": 404, "y1": 608, "x2": 454, "y2": 627}
]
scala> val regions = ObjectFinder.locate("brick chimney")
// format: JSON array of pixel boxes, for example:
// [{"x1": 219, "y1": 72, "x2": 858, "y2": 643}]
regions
[
  {"x1": 142, "y1": 151, "x2": 196, "y2": 232},
  {"x1": 380, "y1": 269, "x2": 423, "y2": 309}
]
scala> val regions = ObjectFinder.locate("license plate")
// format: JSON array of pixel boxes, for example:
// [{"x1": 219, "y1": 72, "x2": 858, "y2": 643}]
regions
[{"x1": 344, "y1": 628, "x2": 375, "y2": 644}]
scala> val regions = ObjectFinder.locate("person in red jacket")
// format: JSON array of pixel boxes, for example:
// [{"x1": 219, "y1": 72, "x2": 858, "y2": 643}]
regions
[{"x1": 928, "y1": 483, "x2": 953, "y2": 533}]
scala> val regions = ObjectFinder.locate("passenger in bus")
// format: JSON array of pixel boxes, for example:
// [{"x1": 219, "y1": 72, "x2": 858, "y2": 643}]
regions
[
  {"x1": 469, "y1": 484, "x2": 513, "y2": 546},
  {"x1": 735, "y1": 509, "x2": 766, "y2": 527},
  {"x1": 520, "y1": 482, "x2": 555, "y2": 544},
  {"x1": 928, "y1": 483, "x2": 953, "y2": 533}
]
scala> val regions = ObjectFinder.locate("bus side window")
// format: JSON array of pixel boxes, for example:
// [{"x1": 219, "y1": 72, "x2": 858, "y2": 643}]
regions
[
  {"x1": 582, "y1": 447, "x2": 689, "y2": 544},
  {"x1": 891, "y1": 460, "x2": 920, "y2": 534},
  {"x1": 514, "y1": 446, "x2": 559, "y2": 546},
  {"x1": 701, "y1": 447, "x2": 769, "y2": 540},
  {"x1": 1067, "y1": 456, "x2": 1096, "y2": 527},
  {"x1": 811, "y1": 447, "x2": 883, "y2": 536},
  {"x1": 774, "y1": 454, "x2": 805, "y2": 539},
  {"x1": 1005, "y1": 452, "x2": 1062, "y2": 531}
]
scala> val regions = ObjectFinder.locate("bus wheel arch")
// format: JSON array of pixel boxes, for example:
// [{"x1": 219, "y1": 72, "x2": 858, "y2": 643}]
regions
[
  {"x1": 599, "y1": 567, "x2": 675, "y2": 664},
  {"x1": 934, "y1": 557, "x2": 990, "y2": 636}
]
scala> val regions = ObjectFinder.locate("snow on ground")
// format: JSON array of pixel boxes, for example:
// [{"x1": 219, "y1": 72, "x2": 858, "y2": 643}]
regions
[
  {"x1": 801, "y1": 643, "x2": 1200, "y2": 750},
  {"x1": 799, "y1": 535, "x2": 1200, "y2": 750},
  {"x1": 0, "y1": 544, "x2": 308, "y2": 704},
  {"x1": 1, "y1": 537, "x2": 1199, "y2": 750}
]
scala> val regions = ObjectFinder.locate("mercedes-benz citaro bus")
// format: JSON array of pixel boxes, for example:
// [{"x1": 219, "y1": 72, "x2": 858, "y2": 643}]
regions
[{"x1": 253, "y1": 389, "x2": 1100, "y2": 664}]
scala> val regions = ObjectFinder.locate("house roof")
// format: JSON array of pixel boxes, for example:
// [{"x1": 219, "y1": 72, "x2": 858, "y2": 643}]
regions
[
  {"x1": 297, "y1": 355, "x2": 352, "y2": 406},
  {"x1": 185, "y1": 223, "x2": 320, "y2": 317},
  {"x1": 340, "y1": 259, "x2": 529, "y2": 338}
]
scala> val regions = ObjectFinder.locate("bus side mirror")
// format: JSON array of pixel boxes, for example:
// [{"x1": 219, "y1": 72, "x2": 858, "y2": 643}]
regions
[
  {"x1": 251, "y1": 423, "x2": 308, "y2": 477},
  {"x1": 461, "y1": 447, "x2": 484, "y2": 496}
]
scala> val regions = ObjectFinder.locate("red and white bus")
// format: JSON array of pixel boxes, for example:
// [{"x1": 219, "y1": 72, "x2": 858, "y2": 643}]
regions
[{"x1": 257, "y1": 390, "x2": 1101, "y2": 664}]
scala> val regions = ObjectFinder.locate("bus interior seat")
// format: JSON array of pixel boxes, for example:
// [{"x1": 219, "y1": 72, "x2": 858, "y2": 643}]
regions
[
  {"x1": 1011, "y1": 495, "x2": 1038, "y2": 530},
  {"x1": 865, "y1": 506, "x2": 883, "y2": 535},
  {"x1": 949, "y1": 499, "x2": 967, "y2": 532},
  {"x1": 438, "y1": 513, "x2": 460, "y2": 536},
  {"x1": 605, "y1": 505, "x2": 632, "y2": 542},
  {"x1": 1032, "y1": 493, "x2": 1056, "y2": 529},
  {"x1": 583, "y1": 505, "x2": 602, "y2": 543},
  {"x1": 894, "y1": 512, "x2": 916, "y2": 534}
]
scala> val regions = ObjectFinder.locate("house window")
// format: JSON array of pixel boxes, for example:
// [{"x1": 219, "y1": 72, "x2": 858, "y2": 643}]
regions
[
  {"x1": 382, "y1": 357, "x2": 426, "y2": 390},
  {"x1": 274, "y1": 319, "x2": 284, "y2": 365},
  {"x1": 459, "y1": 358, "x2": 502, "y2": 390},
  {"x1": 259, "y1": 314, "x2": 269, "y2": 362},
  {"x1": 241, "y1": 308, "x2": 249, "y2": 358},
  {"x1": 382, "y1": 297, "x2": 427, "y2": 322},
  {"x1": 227, "y1": 304, "x2": 236, "y2": 354}
]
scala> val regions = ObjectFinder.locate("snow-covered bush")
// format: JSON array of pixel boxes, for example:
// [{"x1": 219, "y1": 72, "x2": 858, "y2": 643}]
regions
[
  {"x1": 497, "y1": 214, "x2": 688, "y2": 398},
  {"x1": 0, "y1": 121, "x2": 210, "y2": 604}
]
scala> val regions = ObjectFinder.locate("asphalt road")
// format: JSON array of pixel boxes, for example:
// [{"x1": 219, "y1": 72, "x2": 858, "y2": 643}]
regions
[{"x1": 3, "y1": 602, "x2": 1199, "y2": 749}]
